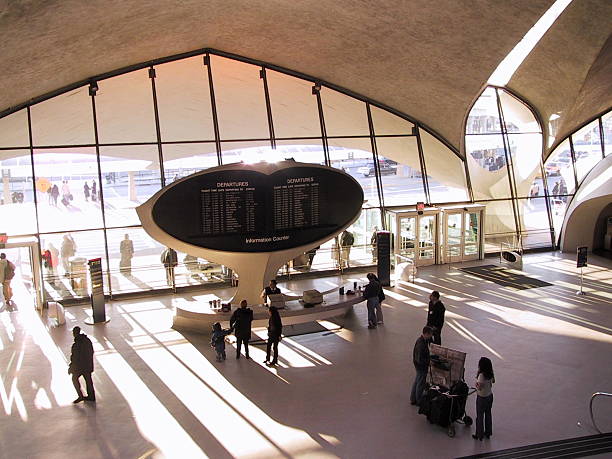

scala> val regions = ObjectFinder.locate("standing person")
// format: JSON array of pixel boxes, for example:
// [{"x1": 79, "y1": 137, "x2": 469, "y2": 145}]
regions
[
  {"x1": 160, "y1": 247, "x2": 178, "y2": 287},
  {"x1": 371, "y1": 272, "x2": 385, "y2": 325},
  {"x1": 427, "y1": 290, "x2": 446, "y2": 345},
  {"x1": 210, "y1": 322, "x2": 231, "y2": 362},
  {"x1": 264, "y1": 306, "x2": 283, "y2": 366},
  {"x1": 371, "y1": 227, "x2": 379, "y2": 263},
  {"x1": 43, "y1": 243, "x2": 60, "y2": 284},
  {"x1": 340, "y1": 230, "x2": 355, "y2": 269},
  {"x1": 119, "y1": 234, "x2": 134, "y2": 275},
  {"x1": 61, "y1": 180, "x2": 72, "y2": 206},
  {"x1": 51, "y1": 184, "x2": 60, "y2": 206},
  {"x1": 91, "y1": 180, "x2": 97, "y2": 202},
  {"x1": 261, "y1": 279, "x2": 282, "y2": 303},
  {"x1": 230, "y1": 300, "x2": 253, "y2": 359},
  {"x1": 68, "y1": 326, "x2": 96, "y2": 403},
  {"x1": 410, "y1": 326, "x2": 433, "y2": 406},
  {"x1": 363, "y1": 272, "x2": 381, "y2": 329},
  {"x1": 61, "y1": 234, "x2": 76, "y2": 277},
  {"x1": 0, "y1": 253, "x2": 15, "y2": 305},
  {"x1": 473, "y1": 357, "x2": 495, "y2": 440},
  {"x1": 83, "y1": 181, "x2": 90, "y2": 202}
]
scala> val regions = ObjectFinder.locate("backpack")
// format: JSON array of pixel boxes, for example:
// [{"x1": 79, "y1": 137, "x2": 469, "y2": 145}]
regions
[
  {"x1": 378, "y1": 287, "x2": 385, "y2": 302},
  {"x1": 4, "y1": 261, "x2": 15, "y2": 280}
]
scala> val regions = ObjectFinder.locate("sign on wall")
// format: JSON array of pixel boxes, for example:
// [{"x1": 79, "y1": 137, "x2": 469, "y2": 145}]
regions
[{"x1": 146, "y1": 161, "x2": 364, "y2": 253}]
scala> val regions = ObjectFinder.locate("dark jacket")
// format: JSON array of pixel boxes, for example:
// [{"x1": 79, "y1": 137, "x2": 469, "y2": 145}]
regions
[
  {"x1": 363, "y1": 279, "x2": 381, "y2": 300},
  {"x1": 211, "y1": 329, "x2": 230, "y2": 352},
  {"x1": 267, "y1": 311, "x2": 283, "y2": 341},
  {"x1": 413, "y1": 335, "x2": 430, "y2": 372},
  {"x1": 69, "y1": 333, "x2": 94, "y2": 374},
  {"x1": 230, "y1": 307, "x2": 253, "y2": 339},
  {"x1": 427, "y1": 300, "x2": 446, "y2": 330}
]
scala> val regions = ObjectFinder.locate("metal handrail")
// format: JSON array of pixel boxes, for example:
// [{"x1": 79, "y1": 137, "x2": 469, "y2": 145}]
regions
[{"x1": 590, "y1": 392, "x2": 612, "y2": 434}]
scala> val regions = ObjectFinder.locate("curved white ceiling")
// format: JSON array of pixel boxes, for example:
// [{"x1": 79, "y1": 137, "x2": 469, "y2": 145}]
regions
[{"x1": 0, "y1": 0, "x2": 609, "y2": 154}]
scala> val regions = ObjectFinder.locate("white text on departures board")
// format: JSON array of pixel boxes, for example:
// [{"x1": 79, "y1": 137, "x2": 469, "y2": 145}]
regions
[
  {"x1": 217, "y1": 181, "x2": 249, "y2": 187},
  {"x1": 287, "y1": 177, "x2": 314, "y2": 184}
]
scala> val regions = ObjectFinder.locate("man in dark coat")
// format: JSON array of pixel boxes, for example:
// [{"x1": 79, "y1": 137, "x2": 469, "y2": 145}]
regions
[
  {"x1": 410, "y1": 326, "x2": 433, "y2": 406},
  {"x1": 68, "y1": 326, "x2": 95, "y2": 403},
  {"x1": 230, "y1": 300, "x2": 253, "y2": 359},
  {"x1": 426, "y1": 290, "x2": 446, "y2": 345}
]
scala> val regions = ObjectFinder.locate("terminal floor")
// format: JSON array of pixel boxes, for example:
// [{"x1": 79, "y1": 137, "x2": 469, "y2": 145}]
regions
[{"x1": 1, "y1": 252, "x2": 611, "y2": 459}]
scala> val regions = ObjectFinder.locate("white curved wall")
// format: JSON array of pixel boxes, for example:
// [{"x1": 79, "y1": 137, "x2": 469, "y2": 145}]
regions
[{"x1": 560, "y1": 154, "x2": 612, "y2": 252}]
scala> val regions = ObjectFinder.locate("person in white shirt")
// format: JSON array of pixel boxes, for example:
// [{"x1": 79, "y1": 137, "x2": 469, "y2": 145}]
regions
[{"x1": 473, "y1": 356, "x2": 495, "y2": 440}]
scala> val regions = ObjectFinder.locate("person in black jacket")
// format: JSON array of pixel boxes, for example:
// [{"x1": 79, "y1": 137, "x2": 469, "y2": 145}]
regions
[
  {"x1": 363, "y1": 273, "x2": 381, "y2": 329},
  {"x1": 264, "y1": 306, "x2": 283, "y2": 366},
  {"x1": 426, "y1": 290, "x2": 446, "y2": 345},
  {"x1": 230, "y1": 299, "x2": 253, "y2": 359},
  {"x1": 68, "y1": 326, "x2": 96, "y2": 403},
  {"x1": 410, "y1": 326, "x2": 433, "y2": 406}
]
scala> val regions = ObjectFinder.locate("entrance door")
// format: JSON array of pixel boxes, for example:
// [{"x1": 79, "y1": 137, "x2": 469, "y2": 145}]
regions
[
  {"x1": 417, "y1": 214, "x2": 437, "y2": 266},
  {"x1": 442, "y1": 209, "x2": 482, "y2": 263},
  {"x1": 0, "y1": 239, "x2": 43, "y2": 310},
  {"x1": 398, "y1": 216, "x2": 417, "y2": 263}
]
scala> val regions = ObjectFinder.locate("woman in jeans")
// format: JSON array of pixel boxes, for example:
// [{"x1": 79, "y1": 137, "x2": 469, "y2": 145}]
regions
[
  {"x1": 363, "y1": 273, "x2": 381, "y2": 329},
  {"x1": 473, "y1": 357, "x2": 495, "y2": 440}
]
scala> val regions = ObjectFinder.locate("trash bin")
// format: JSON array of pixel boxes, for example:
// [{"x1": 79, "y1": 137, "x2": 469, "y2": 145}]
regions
[{"x1": 69, "y1": 257, "x2": 88, "y2": 296}]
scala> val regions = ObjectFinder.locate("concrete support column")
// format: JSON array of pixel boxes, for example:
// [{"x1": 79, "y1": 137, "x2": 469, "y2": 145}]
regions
[{"x1": 128, "y1": 171, "x2": 137, "y2": 201}]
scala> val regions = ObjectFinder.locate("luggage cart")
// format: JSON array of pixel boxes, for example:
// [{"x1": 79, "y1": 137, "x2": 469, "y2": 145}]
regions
[{"x1": 420, "y1": 344, "x2": 475, "y2": 437}]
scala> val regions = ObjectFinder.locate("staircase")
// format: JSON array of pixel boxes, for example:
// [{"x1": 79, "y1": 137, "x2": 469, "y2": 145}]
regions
[{"x1": 457, "y1": 432, "x2": 612, "y2": 458}]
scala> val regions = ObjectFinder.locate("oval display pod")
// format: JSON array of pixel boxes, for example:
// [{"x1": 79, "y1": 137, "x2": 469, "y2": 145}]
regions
[{"x1": 137, "y1": 160, "x2": 364, "y2": 305}]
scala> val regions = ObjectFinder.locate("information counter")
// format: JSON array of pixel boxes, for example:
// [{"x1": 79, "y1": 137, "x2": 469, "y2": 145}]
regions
[{"x1": 173, "y1": 289, "x2": 365, "y2": 333}]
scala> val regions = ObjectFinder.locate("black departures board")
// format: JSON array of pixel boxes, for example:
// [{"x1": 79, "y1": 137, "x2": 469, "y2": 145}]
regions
[{"x1": 151, "y1": 164, "x2": 363, "y2": 252}]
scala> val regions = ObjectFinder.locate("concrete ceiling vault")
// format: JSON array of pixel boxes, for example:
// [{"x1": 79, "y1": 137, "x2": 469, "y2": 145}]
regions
[{"x1": 0, "y1": 0, "x2": 610, "y2": 155}]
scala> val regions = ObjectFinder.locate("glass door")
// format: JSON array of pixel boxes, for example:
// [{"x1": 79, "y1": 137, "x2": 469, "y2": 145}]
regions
[
  {"x1": 464, "y1": 211, "x2": 480, "y2": 260},
  {"x1": 445, "y1": 212, "x2": 463, "y2": 263},
  {"x1": 398, "y1": 216, "x2": 416, "y2": 262},
  {"x1": 417, "y1": 214, "x2": 437, "y2": 266}
]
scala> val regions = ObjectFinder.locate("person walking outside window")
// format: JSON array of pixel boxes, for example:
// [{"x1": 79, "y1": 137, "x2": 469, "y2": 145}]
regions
[
  {"x1": 119, "y1": 234, "x2": 134, "y2": 275},
  {"x1": 473, "y1": 357, "x2": 495, "y2": 440},
  {"x1": 410, "y1": 326, "x2": 433, "y2": 406}
]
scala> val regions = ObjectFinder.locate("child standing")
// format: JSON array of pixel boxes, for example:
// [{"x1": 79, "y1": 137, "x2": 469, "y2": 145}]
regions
[{"x1": 211, "y1": 322, "x2": 231, "y2": 362}]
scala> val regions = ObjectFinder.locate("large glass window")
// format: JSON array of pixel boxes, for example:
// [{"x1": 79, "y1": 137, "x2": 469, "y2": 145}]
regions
[
  {"x1": 572, "y1": 120, "x2": 602, "y2": 183},
  {"x1": 267, "y1": 71, "x2": 321, "y2": 139},
  {"x1": 154, "y1": 57, "x2": 215, "y2": 142},
  {"x1": 544, "y1": 139, "x2": 575, "y2": 195},
  {"x1": 507, "y1": 133, "x2": 543, "y2": 197},
  {"x1": 33, "y1": 148, "x2": 104, "y2": 232},
  {"x1": 221, "y1": 141, "x2": 275, "y2": 164},
  {"x1": 371, "y1": 106, "x2": 414, "y2": 136},
  {"x1": 0, "y1": 150, "x2": 37, "y2": 235},
  {"x1": 466, "y1": 133, "x2": 512, "y2": 200},
  {"x1": 603, "y1": 112, "x2": 612, "y2": 156},
  {"x1": 466, "y1": 87, "x2": 500, "y2": 134},
  {"x1": 481, "y1": 200, "x2": 517, "y2": 253},
  {"x1": 320, "y1": 88, "x2": 369, "y2": 137},
  {"x1": 0, "y1": 109, "x2": 29, "y2": 148},
  {"x1": 375, "y1": 136, "x2": 426, "y2": 206},
  {"x1": 273, "y1": 141, "x2": 326, "y2": 165},
  {"x1": 100, "y1": 145, "x2": 163, "y2": 227},
  {"x1": 95, "y1": 69, "x2": 157, "y2": 144},
  {"x1": 105, "y1": 227, "x2": 167, "y2": 294},
  {"x1": 210, "y1": 56, "x2": 269, "y2": 140},
  {"x1": 162, "y1": 143, "x2": 219, "y2": 183},
  {"x1": 420, "y1": 129, "x2": 468, "y2": 203},
  {"x1": 327, "y1": 138, "x2": 377, "y2": 205},
  {"x1": 30, "y1": 87, "x2": 94, "y2": 146},
  {"x1": 517, "y1": 198, "x2": 552, "y2": 248}
]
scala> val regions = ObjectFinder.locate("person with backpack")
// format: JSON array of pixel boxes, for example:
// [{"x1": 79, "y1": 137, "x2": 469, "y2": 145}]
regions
[
  {"x1": 230, "y1": 299, "x2": 253, "y2": 359},
  {"x1": 0, "y1": 253, "x2": 15, "y2": 304},
  {"x1": 210, "y1": 322, "x2": 231, "y2": 362}
]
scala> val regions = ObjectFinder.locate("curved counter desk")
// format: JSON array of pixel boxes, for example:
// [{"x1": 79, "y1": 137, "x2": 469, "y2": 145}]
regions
[{"x1": 173, "y1": 290, "x2": 365, "y2": 334}]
